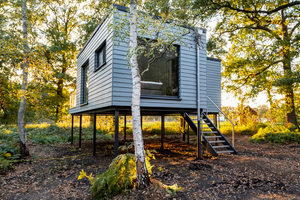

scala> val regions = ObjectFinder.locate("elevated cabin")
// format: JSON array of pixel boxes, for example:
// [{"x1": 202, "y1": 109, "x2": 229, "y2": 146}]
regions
[{"x1": 69, "y1": 5, "x2": 236, "y2": 158}]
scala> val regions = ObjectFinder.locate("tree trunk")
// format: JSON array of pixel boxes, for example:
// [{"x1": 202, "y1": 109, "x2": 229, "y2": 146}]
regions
[
  {"x1": 130, "y1": 1, "x2": 150, "y2": 189},
  {"x1": 55, "y1": 66, "x2": 67, "y2": 122},
  {"x1": 282, "y1": 59, "x2": 298, "y2": 127},
  {"x1": 281, "y1": 10, "x2": 298, "y2": 128},
  {"x1": 18, "y1": 0, "x2": 29, "y2": 157},
  {"x1": 284, "y1": 88, "x2": 298, "y2": 127}
]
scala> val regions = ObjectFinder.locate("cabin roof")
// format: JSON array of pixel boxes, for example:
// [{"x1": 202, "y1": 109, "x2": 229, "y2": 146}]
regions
[{"x1": 77, "y1": 4, "x2": 206, "y2": 58}]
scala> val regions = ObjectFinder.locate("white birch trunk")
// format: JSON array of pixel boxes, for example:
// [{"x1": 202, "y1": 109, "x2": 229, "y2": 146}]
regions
[
  {"x1": 129, "y1": 1, "x2": 150, "y2": 189},
  {"x1": 18, "y1": 0, "x2": 29, "y2": 157}
]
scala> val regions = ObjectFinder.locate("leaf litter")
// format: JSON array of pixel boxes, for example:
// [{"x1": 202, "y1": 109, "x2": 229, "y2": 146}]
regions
[{"x1": 0, "y1": 135, "x2": 300, "y2": 199}]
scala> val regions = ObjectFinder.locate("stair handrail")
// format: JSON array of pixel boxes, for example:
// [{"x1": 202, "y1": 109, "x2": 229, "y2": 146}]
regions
[
  {"x1": 207, "y1": 96, "x2": 235, "y2": 147},
  {"x1": 207, "y1": 96, "x2": 235, "y2": 126}
]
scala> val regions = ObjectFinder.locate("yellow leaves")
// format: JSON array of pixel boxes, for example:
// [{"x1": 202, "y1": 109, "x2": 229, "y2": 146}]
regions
[
  {"x1": 5, "y1": 152, "x2": 11, "y2": 158},
  {"x1": 77, "y1": 169, "x2": 86, "y2": 180},
  {"x1": 165, "y1": 183, "x2": 183, "y2": 195},
  {"x1": 78, "y1": 169, "x2": 94, "y2": 183}
]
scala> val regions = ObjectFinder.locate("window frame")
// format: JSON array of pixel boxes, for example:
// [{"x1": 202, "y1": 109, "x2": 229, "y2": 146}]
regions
[
  {"x1": 80, "y1": 60, "x2": 89, "y2": 106},
  {"x1": 137, "y1": 38, "x2": 181, "y2": 99},
  {"x1": 94, "y1": 40, "x2": 106, "y2": 72}
]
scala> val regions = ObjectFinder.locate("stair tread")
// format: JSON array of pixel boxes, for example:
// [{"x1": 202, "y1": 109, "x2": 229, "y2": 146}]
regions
[
  {"x1": 217, "y1": 150, "x2": 235, "y2": 154},
  {"x1": 213, "y1": 145, "x2": 230, "y2": 148},
  {"x1": 209, "y1": 140, "x2": 226, "y2": 143},
  {"x1": 205, "y1": 136, "x2": 222, "y2": 138},
  {"x1": 203, "y1": 131, "x2": 218, "y2": 133}
]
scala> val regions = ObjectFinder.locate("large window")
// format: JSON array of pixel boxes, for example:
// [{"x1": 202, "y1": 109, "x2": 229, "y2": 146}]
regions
[
  {"x1": 95, "y1": 41, "x2": 106, "y2": 71},
  {"x1": 81, "y1": 62, "x2": 89, "y2": 105},
  {"x1": 138, "y1": 39, "x2": 179, "y2": 97}
]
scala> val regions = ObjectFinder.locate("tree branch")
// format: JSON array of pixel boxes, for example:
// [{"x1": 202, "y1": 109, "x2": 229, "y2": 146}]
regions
[
  {"x1": 141, "y1": 43, "x2": 172, "y2": 76},
  {"x1": 241, "y1": 60, "x2": 282, "y2": 86},
  {"x1": 209, "y1": 0, "x2": 300, "y2": 15},
  {"x1": 221, "y1": 23, "x2": 282, "y2": 41},
  {"x1": 290, "y1": 21, "x2": 300, "y2": 36}
]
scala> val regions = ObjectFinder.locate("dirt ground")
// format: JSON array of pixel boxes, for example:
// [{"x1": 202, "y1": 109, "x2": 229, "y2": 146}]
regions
[{"x1": 1, "y1": 134, "x2": 300, "y2": 200}]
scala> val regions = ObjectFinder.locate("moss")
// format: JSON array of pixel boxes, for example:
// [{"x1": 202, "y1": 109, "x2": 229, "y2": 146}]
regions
[{"x1": 89, "y1": 152, "x2": 154, "y2": 199}]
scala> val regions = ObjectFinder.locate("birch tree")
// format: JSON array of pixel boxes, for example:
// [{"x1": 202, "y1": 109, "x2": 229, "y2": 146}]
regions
[
  {"x1": 129, "y1": 1, "x2": 151, "y2": 189},
  {"x1": 111, "y1": 1, "x2": 196, "y2": 189},
  {"x1": 18, "y1": 0, "x2": 29, "y2": 156}
]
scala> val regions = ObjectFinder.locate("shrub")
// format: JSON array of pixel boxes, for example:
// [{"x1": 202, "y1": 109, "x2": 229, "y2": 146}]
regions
[
  {"x1": 249, "y1": 124, "x2": 300, "y2": 143},
  {"x1": 79, "y1": 151, "x2": 154, "y2": 199}
]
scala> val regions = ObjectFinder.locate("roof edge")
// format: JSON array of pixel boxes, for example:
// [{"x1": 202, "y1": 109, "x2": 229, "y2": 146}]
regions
[{"x1": 77, "y1": 4, "x2": 206, "y2": 58}]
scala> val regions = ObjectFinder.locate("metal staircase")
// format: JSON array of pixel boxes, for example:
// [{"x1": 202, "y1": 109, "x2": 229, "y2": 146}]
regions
[{"x1": 182, "y1": 112, "x2": 237, "y2": 157}]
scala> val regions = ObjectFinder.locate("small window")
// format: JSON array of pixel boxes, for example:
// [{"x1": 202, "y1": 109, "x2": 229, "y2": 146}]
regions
[
  {"x1": 95, "y1": 41, "x2": 106, "y2": 71},
  {"x1": 81, "y1": 61, "x2": 89, "y2": 105}
]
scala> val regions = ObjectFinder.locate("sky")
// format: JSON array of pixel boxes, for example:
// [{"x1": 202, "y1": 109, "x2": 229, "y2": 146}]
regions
[
  {"x1": 205, "y1": 20, "x2": 271, "y2": 109},
  {"x1": 222, "y1": 91, "x2": 270, "y2": 108}
]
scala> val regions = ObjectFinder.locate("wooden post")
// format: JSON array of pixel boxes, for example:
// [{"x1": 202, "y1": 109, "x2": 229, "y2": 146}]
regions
[
  {"x1": 79, "y1": 114, "x2": 82, "y2": 148},
  {"x1": 71, "y1": 115, "x2": 74, "y2": 145},
  {"x1": 183, "y1": 118, "x2": 186, "y2": 141},
  {"x1": 213, "y1": 114, "x2": 218, "y2": 128},
  {"x1": 93, "y1": 113, "x2": 96, "y2": 156},
  {"x1": 124, "y1": 114, "x2": 126, "y2": 140},
  {"x1": 187, "y1": 124, "x2": 190, "y2": 144},
  {"x1": 197, "y1": 110, "x2": 203, "y2": 159},
  {"x1": 114, "y1": 110, "x2": 119, "y2": 157},
  {"x1": 161, "y1": 114, "x2": 165, "y2": 150}
]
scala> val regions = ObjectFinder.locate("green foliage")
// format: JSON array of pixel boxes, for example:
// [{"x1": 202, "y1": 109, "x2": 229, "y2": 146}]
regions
[
  {"x1": 0, "y1": 125, "x2": 20, "y2": 169},
  {"x1": 26, "y1": 123, "x2": 111, "y2": 145},
  {"x1": 88, "y1": 152, "x2": 154, "y2": 199},
  {"x1": 249, "y1": 124, "x2": 300, "y2": 144},
  {"x1": 199, "y1": 1, "x2": 300, "y2": 126},
  {"x1": 220, "y1": 122, "x2": 268, "y2": 135}
]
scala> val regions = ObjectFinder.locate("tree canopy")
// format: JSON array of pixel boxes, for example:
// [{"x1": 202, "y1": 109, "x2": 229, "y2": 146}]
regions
[{"x1": 196, "y1": 0, "x2": 300, "y2": 127}]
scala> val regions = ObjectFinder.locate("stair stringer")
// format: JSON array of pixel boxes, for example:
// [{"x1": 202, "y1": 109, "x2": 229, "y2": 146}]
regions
[{"x1": 182, "y1": 113, "x2": 218, "y2": 157}]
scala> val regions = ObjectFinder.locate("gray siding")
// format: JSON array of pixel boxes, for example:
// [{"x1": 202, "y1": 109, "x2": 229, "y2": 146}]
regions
[
  {"x1": 112, "y1": 30, "x2": 208, "y2": 109},
  {"x1": 69, "y1": 16, "x2": 114, "y2": 114},
  {"x1": 206, "y1": 58, "x2": 221, "y2": 113}
]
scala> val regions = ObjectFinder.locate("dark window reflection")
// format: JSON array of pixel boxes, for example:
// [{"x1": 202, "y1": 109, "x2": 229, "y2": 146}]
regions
[
  {"x1": 138, "y1": 39, "x2": 179, "y2": 97},
  {"x1": 81, "y1": 63, "x2": 89, "y2": 104}
]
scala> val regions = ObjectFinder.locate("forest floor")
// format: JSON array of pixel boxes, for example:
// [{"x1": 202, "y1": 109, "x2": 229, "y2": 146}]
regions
[{"x1": 0, "y1": 134, "x2": 300, "y2": 200}]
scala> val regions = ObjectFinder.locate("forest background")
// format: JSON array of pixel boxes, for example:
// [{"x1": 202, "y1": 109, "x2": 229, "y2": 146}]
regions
[{"x1": 0, "y1": 0, "x2": 300, "y2": 128}]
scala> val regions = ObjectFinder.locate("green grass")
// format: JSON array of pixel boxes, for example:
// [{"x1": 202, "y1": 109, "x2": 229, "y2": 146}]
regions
[
  {"x1": 122, "y1": 121, "x2": 182, "y2": 135},
  {"x1": 220, "y1": 121, "x2": 268, "y2": 135}
]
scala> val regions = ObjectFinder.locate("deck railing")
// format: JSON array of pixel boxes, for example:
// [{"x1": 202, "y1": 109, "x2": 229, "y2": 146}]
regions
[{"x1": 206, "y1": 96, "x2": 235, "y2": 147}]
